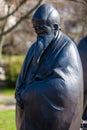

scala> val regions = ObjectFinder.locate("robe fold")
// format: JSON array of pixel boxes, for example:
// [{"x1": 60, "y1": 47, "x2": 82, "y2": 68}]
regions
[{"x1": 16, "y1": 31, "x2": 83, "y2": 130}]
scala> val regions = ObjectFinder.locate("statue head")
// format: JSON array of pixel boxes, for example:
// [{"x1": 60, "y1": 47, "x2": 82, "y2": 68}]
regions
[{"x1": 32, "y1": 3, "x2": 60, "y2": 44}]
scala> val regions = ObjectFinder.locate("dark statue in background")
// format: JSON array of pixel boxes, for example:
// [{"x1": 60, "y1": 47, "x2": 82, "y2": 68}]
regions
[
  {"x1": 15, "y1": 3, "x2": 83, "y2": 130},
  {"x1": 78, "y1": 36, "x2": 87, "y2": 125}
]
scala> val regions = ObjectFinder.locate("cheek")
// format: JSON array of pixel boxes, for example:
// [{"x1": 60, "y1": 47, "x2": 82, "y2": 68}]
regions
[{"x1": 46, "y1": 28, "x2": 51, "y2": 35}]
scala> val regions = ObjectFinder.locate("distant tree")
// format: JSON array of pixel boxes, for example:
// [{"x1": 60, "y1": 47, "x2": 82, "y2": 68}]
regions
[
  {"x1": 65, "y1": 0, "x2": 87, "y2": 41},
  {"x1": 47, "y1": 0, "x2": 87, "y2": 42},
  {"x1": 0, "y1": 0, "x2": 44, "y2": 58},
  {"x1": 68, "y1": 0, "x2": 87, "y2": 4}
]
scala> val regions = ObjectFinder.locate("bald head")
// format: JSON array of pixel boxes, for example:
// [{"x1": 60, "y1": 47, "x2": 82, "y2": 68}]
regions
[
  {"x1": 32, "y1": 3, "x2": 61, "y2": 44},
  {"x1": 32, "y1": 3, "x2": 60, "y2": 27}
]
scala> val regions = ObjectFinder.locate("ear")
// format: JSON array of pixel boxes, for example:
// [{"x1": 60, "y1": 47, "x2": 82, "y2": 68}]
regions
[{"x1": 53, "y1": 24, "x2": 59, "y2": 31}]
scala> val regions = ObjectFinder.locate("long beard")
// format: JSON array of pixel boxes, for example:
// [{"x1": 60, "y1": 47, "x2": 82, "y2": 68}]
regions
[
  {"x1": 34, "y1": 32, "x2": 54, "y2": 63},
  {"x1": 39, "y1": 31, "x2": 54, "y2": 48}
]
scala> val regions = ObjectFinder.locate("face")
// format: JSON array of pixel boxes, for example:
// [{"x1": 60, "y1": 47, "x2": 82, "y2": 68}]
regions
[{"x1": 33, "y1": 20, "x2": 54, "y2": 47}]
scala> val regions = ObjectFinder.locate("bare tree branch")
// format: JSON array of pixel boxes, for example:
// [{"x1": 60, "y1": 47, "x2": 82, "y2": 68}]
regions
[
  {"x1": 67, "y1": 0, "x2": 87, "y2": 5},
  {"x1": 0, "y1": 5, "x2": 10, "y2": 39},
  {"x1": 0, "y1": 0, "x2": 44, "y2": 36},
  {"x1": 0, "y1": 0, "x2": 27, "y2": 21},
  {"x1": 84, "y1": 0, "x2": 87, "y2": 4},
  {"x1": 0, "y1": 5, "x2": 10, "y2": 57}
]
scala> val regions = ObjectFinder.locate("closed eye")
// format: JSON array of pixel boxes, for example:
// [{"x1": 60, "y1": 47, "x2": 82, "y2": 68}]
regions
[{"x1": 33, "y1": 26, "x2": 49, "y2": 35}]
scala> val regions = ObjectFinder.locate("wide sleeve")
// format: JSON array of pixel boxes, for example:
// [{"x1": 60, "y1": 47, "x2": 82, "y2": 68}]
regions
[
  {"x1": 15, "y1": 43, "x2": 35, "y2": 109},
  {"x1": 16, "y1": 43, "x2": 35, "y2": 93}
]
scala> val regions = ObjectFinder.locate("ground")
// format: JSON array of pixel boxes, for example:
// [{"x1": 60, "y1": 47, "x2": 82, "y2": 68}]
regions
[{"x1": 0, "y1": 95, "x2": 15, "y2": 111}]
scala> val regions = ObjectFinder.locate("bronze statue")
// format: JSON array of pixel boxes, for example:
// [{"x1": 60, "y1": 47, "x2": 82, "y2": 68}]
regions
[
  {"x1": 15, "y1": 3, "x2": 83, "y2": 130},
  {"x1": 78, "y1": 36, "x2": 87, "y2": 128}
]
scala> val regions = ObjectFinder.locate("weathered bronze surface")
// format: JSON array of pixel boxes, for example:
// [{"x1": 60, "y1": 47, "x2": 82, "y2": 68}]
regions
[{"x1": 15, "y1": 3, "x2": 83, "y2": 130}]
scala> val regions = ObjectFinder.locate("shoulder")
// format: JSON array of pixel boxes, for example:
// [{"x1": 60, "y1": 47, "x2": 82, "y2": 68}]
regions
[
  {"x1": 58, "y1": 31, "x2": 78, "y2": 55},
  {"x1": 57, "y1": 32, "x2": 81, "y2": 68},
  {"x1": 57, "y1": 33, "x2": 82, "y2": 74}
]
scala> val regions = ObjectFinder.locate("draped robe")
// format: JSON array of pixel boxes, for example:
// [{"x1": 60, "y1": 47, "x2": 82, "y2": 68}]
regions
[{"x1": 16, "y1": 31, "x2": 83, "y2": 130}]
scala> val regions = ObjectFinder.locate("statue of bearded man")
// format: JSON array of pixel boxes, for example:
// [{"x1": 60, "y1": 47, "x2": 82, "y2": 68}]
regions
[{"x1": 15, "y1": 3, "x2": 83, "y2": 130}]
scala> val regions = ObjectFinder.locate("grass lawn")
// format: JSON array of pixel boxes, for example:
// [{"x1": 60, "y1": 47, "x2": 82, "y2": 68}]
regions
[
  {"x1": 0, "y1": 88, "x2": 15, "y2": 104},
  {"x1": 0, "y1": 55, "x2": 24, "y2": 130},
  {"x1": 0, "y1": 88, "x2": 15, "y2": 96},
  {"x1": 0, "y1": 110, "x2": 16, "y2": 130},
  {"x1": 0, "y1": 89, "x2": 16, "y2": 130}
]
